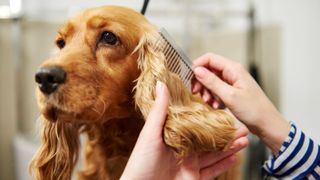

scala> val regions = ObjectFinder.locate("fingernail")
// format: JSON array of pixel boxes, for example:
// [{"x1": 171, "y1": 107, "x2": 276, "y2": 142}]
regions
[
  {"x1": 156, "y1": 81, "x2": 163, "y2": 96},
  {"x1": 203, "y1": 92, "x2": 210, "y2": 103},
  {"x1": 213, "y1": 101, "x2": 219, "y2": 109},
  {"x1": 194, "y1": 67, "x2": 207, "y2": 78},
  {"x1": 202, "y1": 95, "x2": 209, "y2": 103}
]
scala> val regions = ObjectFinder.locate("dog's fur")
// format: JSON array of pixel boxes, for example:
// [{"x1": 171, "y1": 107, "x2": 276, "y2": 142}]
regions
[{"x1": 30, "y1": 6, "x2": 238, "y2": 180}]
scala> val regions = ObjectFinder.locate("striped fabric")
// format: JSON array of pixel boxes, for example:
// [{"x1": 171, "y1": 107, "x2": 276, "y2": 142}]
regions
[{"x1": 263, "y1": 122, "x2": 320, "y2": 179}]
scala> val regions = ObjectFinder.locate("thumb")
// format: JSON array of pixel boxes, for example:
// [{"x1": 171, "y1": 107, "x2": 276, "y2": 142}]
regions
[
  {"x1": 194, "y1": 67, "x2": 233, "y2": 103},
  {"x1": 143, "y1": 81, "x2": 170, "y2": 134}
]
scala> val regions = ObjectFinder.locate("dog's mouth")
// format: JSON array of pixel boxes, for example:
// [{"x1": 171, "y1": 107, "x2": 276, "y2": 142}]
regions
[
  {"x1": 42, "y1": 102, "x2": 101, "y2": 123},
  {"x1": 43, "y1": 106, "x2": 60, "y2": 122},
  {"x1": 41, "y1": 102, "x2": 79, "y2": 123},
  {"x1": 37, "y1": 83, "x2": 102, "y2": 122}
]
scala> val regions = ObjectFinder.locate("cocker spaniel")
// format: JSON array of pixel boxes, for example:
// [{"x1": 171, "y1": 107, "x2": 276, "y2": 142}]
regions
[{"x1": 30, "y1": 6, "x2": 239, "y2": 180}]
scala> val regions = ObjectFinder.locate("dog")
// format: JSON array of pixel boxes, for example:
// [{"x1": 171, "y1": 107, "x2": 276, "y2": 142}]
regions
[{"x1": 30, "y1": 6, "x2": 239, "y2": 180}]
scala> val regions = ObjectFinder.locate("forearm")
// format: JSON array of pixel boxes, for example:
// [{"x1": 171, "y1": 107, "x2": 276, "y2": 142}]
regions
[{"x1": 252, "y1": 111, "x2": 291, "y2": 154}]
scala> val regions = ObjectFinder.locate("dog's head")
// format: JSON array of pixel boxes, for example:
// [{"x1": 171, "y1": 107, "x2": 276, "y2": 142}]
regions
[
  {"x1": 35, "y1": 6, "x2": 154, "y2": 123},
  {"x1": 31, "y1": 6, "x2": 158, "y2": 179},
  {"x1": 30, "y1": 5, "x2": 236, "y2": 180}
]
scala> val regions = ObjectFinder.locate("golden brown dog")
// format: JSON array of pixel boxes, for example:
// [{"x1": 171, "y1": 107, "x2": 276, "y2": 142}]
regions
[{"x1": 30, "y1": 6, "x2": 238, "y2": 180}]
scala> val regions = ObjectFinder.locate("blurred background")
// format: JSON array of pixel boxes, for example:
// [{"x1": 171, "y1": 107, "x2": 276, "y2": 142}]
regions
[{"x1": 0, "y1": 0, "x2": 319, "y2": 179}]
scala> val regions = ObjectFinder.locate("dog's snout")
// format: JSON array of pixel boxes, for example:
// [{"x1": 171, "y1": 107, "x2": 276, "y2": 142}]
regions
[{"x1": 35, "y1": 66, "x2": 66, "y2": 94}]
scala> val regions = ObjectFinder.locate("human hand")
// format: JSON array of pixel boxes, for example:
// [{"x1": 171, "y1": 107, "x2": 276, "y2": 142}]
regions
[
  {"x1": 192, "y1": 53, "x2": 290, "y2": 153},
  {"x1": 121, "y1": 81, "x2": 248, "y2": 180}
]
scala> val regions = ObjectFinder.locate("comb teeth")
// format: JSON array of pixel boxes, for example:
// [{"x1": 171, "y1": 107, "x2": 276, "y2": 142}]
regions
[{"x1": 155, "y1": 28, "x2": 194, "y2": 90}]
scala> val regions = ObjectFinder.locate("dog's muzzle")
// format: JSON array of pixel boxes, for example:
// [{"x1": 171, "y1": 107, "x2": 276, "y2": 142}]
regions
[{"x1": 35, "y1": 66, "x2": 66, "y2": 94}]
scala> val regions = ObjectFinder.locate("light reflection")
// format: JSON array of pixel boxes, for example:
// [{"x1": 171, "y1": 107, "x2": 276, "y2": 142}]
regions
[
  {"x1": 0, "y1": 6, "x2": 11, "y2": 18},
  {"x1": 10, "y1": 0, "x2": 22, "y2": 14},
  {"x1": 0, "y1": 0, "x2": 22, "y2": 19}
]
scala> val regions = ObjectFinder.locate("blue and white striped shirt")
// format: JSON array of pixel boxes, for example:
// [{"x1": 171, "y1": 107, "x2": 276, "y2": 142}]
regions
[{"x1": 263, "y1": 122, "x2": 320, "y2": 179}]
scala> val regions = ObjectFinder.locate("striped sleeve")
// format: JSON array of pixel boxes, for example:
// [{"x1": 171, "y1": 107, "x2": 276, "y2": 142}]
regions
[{"x1": 262, "y1": 122, "x2": 320, "y2": 179}]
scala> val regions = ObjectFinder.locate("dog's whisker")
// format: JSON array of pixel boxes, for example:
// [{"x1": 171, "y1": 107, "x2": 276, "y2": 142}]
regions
[
  {"x1": 90, "y1": 96, "x2": 106, "y2": 120},
  {"x1": 99, "y1": 97, "x2": 107, "y2": 118}
]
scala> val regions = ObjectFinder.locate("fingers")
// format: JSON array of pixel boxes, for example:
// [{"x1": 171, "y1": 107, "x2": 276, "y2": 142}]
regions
[
  {"x1": 212, "y1": 99, "x2": 225, "y2": 109},
  {"x1": 229, "y1": 136, "x2": 249, "y2": 153},
  {"x1": 192, "y1": 53, "x2": 234, "y2": 72},
  {"x1": 210, "y1": 94, "x2": 225, "y2": 109},
  {"x1": 199, "y1": 136, "x2": 248, "y2": 169},
  {"x1": 200, "y1": 155, "x2": 237, "y2": 180},
  {"x1": 194, "y1": 67, "x2": 233, "y2": 103},
  {"x1": 202, "y1": 89, "x2": 212, "y2": 103},
  {"x1": 192, "y1": 75, "x2": 226, "y2": 109},
  {"x1": 199, "y1": 127, "x2": 248, "y2": 169},
  {"x1": 192, "y1": 77, "x2": 203, "y2": 93},
  {"x1": 233, "y1": 126, "x2": 249, "y2": 140},
  {"x1": 143, "y1": 81, "x2": 170, "y2": 135},
  {"x1": 199, "y1": 133, "x2": 249, "y2": 179},
  {"x1": 192, "y1": 67, "x2": 221, "y2": 94},
  {"x1": 202, "y1": 89, "x2": 225, "y2": 109}
]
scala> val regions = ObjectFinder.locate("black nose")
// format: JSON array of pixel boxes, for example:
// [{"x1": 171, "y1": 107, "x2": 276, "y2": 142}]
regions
[{"x1": 35, "y1": 66, "x2": 66, "y2": 94}]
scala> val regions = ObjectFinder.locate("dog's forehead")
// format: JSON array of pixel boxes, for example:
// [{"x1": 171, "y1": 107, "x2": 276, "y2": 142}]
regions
[
  {"x1": 60, "y1": 6, "x2": 150, "y2": 35},
  {"x1": 83, "y1": 6, "x2": 148, "y2": 28},
  {"x1": 57, "y1": 5, "x2": 156, "y2": 49}
]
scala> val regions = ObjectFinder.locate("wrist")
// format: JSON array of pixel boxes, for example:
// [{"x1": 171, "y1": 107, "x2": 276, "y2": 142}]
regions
[{"x1": 251, "y1": 111, "x2": 291, "y2": 154}]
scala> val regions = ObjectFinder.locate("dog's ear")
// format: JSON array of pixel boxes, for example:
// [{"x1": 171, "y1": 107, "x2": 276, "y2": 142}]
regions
[
  {"x1": 134, "y1": 31, "x2": 237, "y2": 158},
  {"x1": 133, "y1": 31, "x2": 168, "y2": 116},
  {"x1": 29, "y1": 118, "x2": 80, "y2": 180}
]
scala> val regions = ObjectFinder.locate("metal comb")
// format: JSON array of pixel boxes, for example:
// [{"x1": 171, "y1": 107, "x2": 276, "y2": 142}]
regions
[{"x1": 155, "y1": 28, "x2": 194, "y2": 90}]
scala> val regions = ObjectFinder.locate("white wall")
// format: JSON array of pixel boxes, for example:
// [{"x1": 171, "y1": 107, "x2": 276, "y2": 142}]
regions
[
  {"x1": 16, "y1": 0, "x2": 320, "y2": 148},
  {"x1": 0, "y1": 21, "x2": 18, "y2": 180},
  {"x1": 2, "y1": 1, "x2": 319, "y2": 179},
  {"x1": 257, "y1": 0, "x2": 320, "y2": 142}
]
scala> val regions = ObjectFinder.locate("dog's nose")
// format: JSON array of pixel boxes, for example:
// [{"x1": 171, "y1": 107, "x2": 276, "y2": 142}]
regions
[{"x1": 35, "y1": 66, "x2": 66, "y2": 94}]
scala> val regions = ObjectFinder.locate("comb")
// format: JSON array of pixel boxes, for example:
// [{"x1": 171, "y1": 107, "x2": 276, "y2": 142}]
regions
[{"x1": 155, "y1": 28, "x2": 194, "y2": 90}]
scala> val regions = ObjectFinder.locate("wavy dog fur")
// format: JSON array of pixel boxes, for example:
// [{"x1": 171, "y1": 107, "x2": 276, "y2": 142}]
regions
[
  {"x1": 30, "y1": 121, "x2": 81, "y2": 180},
  {"x1": 30, "y1": 6, "x2": 239, "y2": 180},
  {"x1": 134, "y1": 32, "x2": 237, "y2": 158}
]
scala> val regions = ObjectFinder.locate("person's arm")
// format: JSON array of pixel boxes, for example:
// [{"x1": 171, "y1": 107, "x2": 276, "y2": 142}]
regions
[
  {"x1": 263, "y1": 122, "x2": 320, "y2": 179},
  {"x1": 192, "y1": 53, "x2": 320, "y2": 178},
  {"x1": 192, "y1": 53, "x2": 290, "y2": 154}
]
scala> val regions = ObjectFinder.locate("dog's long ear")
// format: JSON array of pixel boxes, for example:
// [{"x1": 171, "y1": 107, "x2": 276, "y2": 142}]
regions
[
  {"x1": 134, "y1": 31, "x2": 237, "y2": 158},
  {"x1": 133, "y1": 31, "x2": 168, "y2": 116},
  {"x1": 30, "y1": 118, "x2": 80, "y2": 180}
]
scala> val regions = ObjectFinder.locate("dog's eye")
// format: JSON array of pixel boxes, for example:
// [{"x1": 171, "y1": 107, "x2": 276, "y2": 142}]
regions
[
  {"x1": 56, "y1": 39, "x2": 65, "y2": 49},
  {"x1": 100, "y1": 31, "x2": 118, "y2": 46}
]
